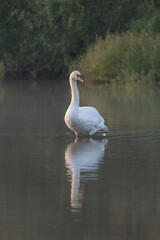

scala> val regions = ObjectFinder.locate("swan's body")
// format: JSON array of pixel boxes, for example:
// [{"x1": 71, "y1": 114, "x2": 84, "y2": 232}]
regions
[{"x1": 64, "y1": 71, "x2": 108, "y2": 137}]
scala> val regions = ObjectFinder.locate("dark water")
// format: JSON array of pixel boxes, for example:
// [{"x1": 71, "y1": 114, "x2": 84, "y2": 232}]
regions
[{"x1": 0, "y1": 80, "x2": 160, "y2": 240}]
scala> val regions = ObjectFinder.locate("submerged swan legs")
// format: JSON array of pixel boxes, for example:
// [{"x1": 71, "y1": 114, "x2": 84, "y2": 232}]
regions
[
  {"x1": 75, "y1": 130, "x2": 108, "y2": 139},
  {"x1": 75, "y1": 131, "x2": 90, "y2": 138}
]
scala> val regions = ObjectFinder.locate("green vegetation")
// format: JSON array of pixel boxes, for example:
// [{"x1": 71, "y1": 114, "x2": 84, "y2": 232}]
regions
[
  {"x1": 130, "y1": 8, "x2": 160, "y2": 37},
  {"x1": 0, "y1": 61, "x2": 5, "y2": 81},
  {"x1": 71, "y1": 31, "x2": 160, "y2": 86},
  {"x1": 0, "y1": 0, "x2": 160, "y2": 85}
]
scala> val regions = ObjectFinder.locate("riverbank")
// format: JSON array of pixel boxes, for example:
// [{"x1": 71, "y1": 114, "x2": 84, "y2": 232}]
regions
[
  {"x1": 0, "y1": 62, "x2": 4, "y2": 81},
  {"x1": 70, "y1": 31, "x2": 160, "y2": 87},
  {"x1": 1, "y1": 2, "x2": 160, "y2": 86}
]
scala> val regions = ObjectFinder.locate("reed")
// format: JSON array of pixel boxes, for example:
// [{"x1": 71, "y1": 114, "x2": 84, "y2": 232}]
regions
[
  {"x1": 70, "y1": 32, "x2": 160, "y2": 86},
  {"x1": 0, "y1": 61, "x2": 5, "y2": 81}
]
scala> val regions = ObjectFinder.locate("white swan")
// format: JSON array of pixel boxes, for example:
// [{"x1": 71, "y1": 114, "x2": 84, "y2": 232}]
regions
[{"x1": 64, "y1": 71, "x2": 108, "y2": 137}]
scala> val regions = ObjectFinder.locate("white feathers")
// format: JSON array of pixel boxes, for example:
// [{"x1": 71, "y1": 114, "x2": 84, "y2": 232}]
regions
[{"x1": 64, "y1": 71, "x2": 108, "y2": 137}]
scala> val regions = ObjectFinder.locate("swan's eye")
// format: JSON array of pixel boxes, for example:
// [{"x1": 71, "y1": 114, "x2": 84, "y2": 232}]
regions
[
  {"x1": 76, "y1": 74, "x2": 81, "y2": 78},
  {"x1": 76, "y1": 74, "x2": 85, "y2": 83}
]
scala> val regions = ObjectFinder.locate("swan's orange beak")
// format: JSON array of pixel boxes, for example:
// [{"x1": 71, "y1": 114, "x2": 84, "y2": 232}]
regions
[{"x1": 77, "y1": 76, "x2": 85, "y2": 83}]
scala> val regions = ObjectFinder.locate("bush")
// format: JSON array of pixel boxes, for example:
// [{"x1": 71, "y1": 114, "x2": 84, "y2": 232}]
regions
[
  {"x1": 130, "y1": 9, "x2": 160, "y2": 36},
  {"x1": 0, "y1": 61, "x2": 5, "y2": 81},
  {"x1": 1, "y1": 0, "x2": 159, "y2": 78},
  {"x1": 70, "y1": 32, "x2": 160, "y2": 85}
]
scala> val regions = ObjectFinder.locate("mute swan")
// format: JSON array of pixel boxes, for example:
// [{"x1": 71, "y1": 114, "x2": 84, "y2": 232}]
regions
[{"x1": 64, "y1": 71, "x2": 108, "y2": 137}]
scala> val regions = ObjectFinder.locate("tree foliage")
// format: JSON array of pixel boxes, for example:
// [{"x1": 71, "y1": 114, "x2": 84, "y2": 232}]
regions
[{"x1": 0, "y1": 0, "x2": 159, "y2": 78}]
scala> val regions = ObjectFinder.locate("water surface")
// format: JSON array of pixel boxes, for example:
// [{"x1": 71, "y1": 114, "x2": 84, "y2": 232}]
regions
[{"x1": 0, "y1": 80, "x2": 160, "y2": 240}]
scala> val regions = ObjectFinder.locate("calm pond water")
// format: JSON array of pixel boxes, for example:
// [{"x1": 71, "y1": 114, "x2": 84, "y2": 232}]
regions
[{"x1": 0, "y1": 79, "x2": 160, "y2": 240}]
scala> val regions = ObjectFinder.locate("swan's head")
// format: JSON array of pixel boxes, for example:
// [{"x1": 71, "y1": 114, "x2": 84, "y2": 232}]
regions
[{"x1": 70, "y1": 71, "x2": 85, "y2": 83}]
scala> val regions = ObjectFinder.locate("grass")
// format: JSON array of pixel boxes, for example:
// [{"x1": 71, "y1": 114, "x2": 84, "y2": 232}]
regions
[
  {"x1": 0, "y1": 61, "x2": 5, "y2": 81},
  {"x1": 70, "y1": 31, "x2": 160, "y2": 86}
]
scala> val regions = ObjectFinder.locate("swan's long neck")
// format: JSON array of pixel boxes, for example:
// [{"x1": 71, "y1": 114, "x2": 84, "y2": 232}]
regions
[{"x1": 70, "y1": 78, "x2": 79, "y2": 107}]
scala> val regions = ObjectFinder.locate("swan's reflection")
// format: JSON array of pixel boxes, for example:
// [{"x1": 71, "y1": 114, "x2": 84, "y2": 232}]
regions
[{"x1": 65, "y1": 138, "x2": 108, "y2": 212}]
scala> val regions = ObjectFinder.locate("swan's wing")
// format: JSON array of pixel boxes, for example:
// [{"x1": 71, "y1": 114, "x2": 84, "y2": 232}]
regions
[
  {"x1": 79, "y1": 106, "x2": 104, "y2": 123},
  {"x1": 78, "y1": 106, "x2": 106, "y2": 134}
]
